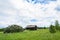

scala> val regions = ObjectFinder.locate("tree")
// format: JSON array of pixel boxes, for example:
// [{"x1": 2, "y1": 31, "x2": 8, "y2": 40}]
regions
[
  {"x1": 4, "y1": 25, "x2": 24, "y2": 33},
  {"x1": 55, "y1": 20, "x2": 60, "y2": 30},
  {"x1": 49, "y1": 25, "x2": 56, "y2": 33}
]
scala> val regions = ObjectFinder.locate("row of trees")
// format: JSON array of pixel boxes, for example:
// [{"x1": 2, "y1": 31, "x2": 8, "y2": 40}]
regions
[{"x1": 49, "y1": 20, "x2": 60, "y2": 33}]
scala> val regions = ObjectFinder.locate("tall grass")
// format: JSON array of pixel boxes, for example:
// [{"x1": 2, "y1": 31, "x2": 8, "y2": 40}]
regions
[{"x1": 0, "y1": 29, "x2": 60, "y2": 40}]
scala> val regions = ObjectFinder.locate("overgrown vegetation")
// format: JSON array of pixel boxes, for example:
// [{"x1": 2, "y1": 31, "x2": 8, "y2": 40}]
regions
[
  {"x1": 0, "y1": 20, "x2": 60, "y2": 40},
  {"x1": 49, "y1": 20, "x2": 60, "y2": 33},
  {"x1": 55, "y1": 20, "x2": 60, "y2": 31},
  {"x1": 4, "y1": 25, "x2": 24, "y2": 33},
  {"x1": 0, "y1": 20, "x2": 59, "y2": 33},
  {"x1": 0, "y1": 29, "x2": 60, "y2": 40},
  {"x1": 49, "y1": 25, "x2": 56, "y2": 33}
]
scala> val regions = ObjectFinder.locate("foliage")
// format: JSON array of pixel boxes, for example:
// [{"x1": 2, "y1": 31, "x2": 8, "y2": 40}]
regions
[
  {"x1": 55, "y1": 20, "x2": 60, "y2": 31},
  {"x1": 4, "y1": 25, "x2": 24, "y2": 33},
  {"x1": 49, "y1": 25, "x2": 56, "y2": 33}
]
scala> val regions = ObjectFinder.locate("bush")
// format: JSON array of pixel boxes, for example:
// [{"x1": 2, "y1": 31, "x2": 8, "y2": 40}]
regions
[
  {"x1": 4, "y1": 25, "x2": 24, "y2": 33},
  {"x1": 49, "y1": 25, "x2": 56, "y2": 33}
]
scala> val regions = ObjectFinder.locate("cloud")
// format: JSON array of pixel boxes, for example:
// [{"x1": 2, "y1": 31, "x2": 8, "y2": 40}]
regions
[
  {"x1": 25, "y1": 0, "x2": 57, "y2": 4},
  {"x1": 30, "y1": 19, "x2": 38, "y2": 22},
  {"x1": 55, "y1": 5, "x2": 60, "y2": 11},
  {"x1": 0, "y1": 0, "x2": 60, "y2": 28}
]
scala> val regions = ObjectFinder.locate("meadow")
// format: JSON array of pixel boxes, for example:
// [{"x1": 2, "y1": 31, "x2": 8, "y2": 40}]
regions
[{"x1": 0, "y1": 29, "x2": 60, "y2": 40}]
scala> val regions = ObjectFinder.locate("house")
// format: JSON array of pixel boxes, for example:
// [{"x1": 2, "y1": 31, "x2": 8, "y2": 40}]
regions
[{"x1": 25, "y1": 25, "x2": 37, "y2": 30}]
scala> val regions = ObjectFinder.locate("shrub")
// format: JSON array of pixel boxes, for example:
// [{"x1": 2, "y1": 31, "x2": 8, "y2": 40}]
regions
[
  {"x1": 49, "y1": 25, "x2": 56, "y2": 33},
  {"x1": 4, "y1": 25, "x2": 24, "y2": 33}
]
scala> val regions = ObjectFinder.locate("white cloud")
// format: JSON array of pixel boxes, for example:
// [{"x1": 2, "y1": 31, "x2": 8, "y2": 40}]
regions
[{"x1": 0, "y1": 0, "x2": 60, "y2": 28}]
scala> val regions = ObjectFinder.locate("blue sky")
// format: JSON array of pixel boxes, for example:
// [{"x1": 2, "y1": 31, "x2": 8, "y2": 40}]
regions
[{"x1": 0, "y1": 0, "x2": 60, "y2": 28}]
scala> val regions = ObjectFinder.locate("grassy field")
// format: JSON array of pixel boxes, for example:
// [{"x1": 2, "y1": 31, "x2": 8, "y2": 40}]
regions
[{"x1": 0, "y1": 29, "x2": 60, "y2": 40}]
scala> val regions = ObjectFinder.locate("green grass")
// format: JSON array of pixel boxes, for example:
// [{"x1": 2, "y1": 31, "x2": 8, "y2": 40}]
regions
[{"x1": 0, "y1": 29, "x2": 60, "y2": 40}]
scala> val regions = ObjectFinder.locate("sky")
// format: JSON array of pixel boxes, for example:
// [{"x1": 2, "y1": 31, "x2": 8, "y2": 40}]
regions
[{"x1": 0, "y1": 0, "x2": 60, "y2": 28}]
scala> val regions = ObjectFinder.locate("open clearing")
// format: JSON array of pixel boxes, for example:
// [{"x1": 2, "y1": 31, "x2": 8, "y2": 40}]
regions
[{"x1": 0, "y1": 29, "x2": 60, "y2": 40}]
